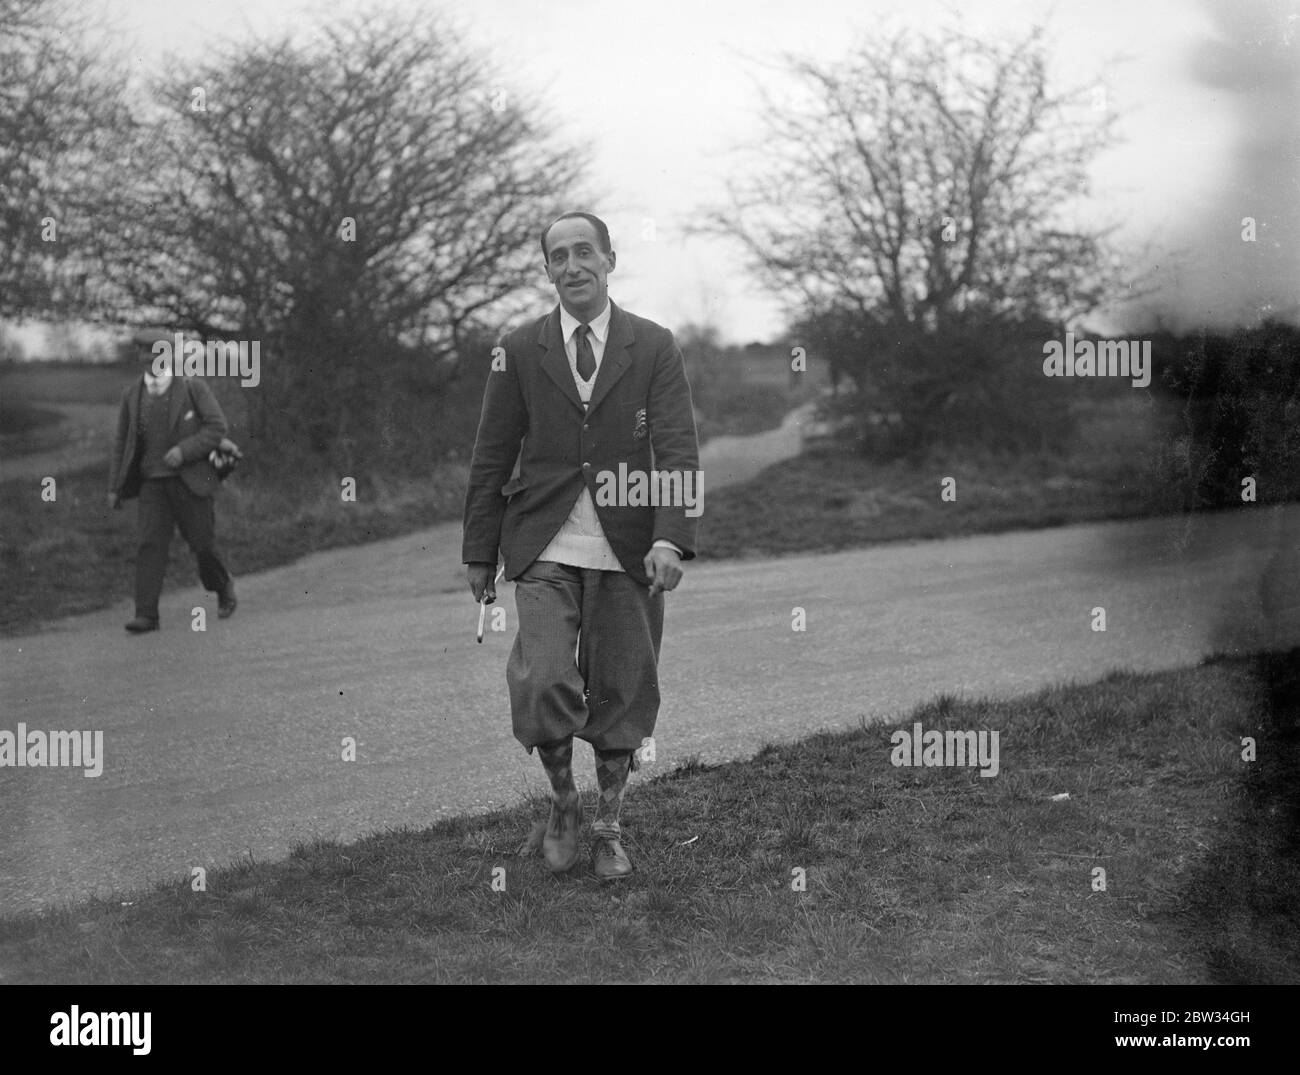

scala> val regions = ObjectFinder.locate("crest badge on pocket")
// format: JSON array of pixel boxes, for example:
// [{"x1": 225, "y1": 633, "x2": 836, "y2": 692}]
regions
[{"x1": 632, "y1": 408, "x2": 648, "y2": 440}]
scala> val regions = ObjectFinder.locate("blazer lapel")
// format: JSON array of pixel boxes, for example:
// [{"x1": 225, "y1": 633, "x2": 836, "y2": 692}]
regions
[
  {"x1": 537, "y1": 307, "x2": 584, "y2": 413},
  {"x1": 587, "y1": 302, "x2": 635, "y2": 415}
]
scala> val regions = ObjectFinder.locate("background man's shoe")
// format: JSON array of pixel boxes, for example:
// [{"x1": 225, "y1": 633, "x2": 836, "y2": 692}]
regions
[
  {"x1": 218, "y1": 586, "x2": 237, "y2": 619},
  {"x1": 124, "y1": 617, "x2": 159, "y2": 633},
  {"x1": 592, "y1": 837, "x2": 633, "y2": 881},
  {"x1": 542, "y1": 793, "x2": 582, "y2": 873}
]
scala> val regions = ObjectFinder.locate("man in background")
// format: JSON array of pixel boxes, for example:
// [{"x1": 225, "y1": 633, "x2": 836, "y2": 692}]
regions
[{"x1": 107, "y1": 329, "x2": 236, "y2": 633}]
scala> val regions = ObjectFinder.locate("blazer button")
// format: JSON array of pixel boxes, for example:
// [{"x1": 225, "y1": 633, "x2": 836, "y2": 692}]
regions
[{"x1": 583, "y1": 462, "x2": 591, "y2": 470}]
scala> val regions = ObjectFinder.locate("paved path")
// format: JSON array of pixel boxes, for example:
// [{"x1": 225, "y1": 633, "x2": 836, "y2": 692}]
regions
[{"x1": 2, "y1": 454, "x2": 1296, "y2": 913}]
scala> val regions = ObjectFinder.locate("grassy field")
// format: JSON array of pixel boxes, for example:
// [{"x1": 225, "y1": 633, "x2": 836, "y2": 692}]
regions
[
  {"x1": 0, "y1": 361, "x2": 131, "y2": 406},
  {"x1": 697, "y1": 389, "x2": 1169, "y2": 560},
  {"x1": 0, "y1": 399, "x2": 62, "y2": 435},
  {"x1": 694, "y1": 380, "x2": 804, "y2": 443},
  {"x1": 1, "y1": 650, "x2": 1294, "y2": 984}
]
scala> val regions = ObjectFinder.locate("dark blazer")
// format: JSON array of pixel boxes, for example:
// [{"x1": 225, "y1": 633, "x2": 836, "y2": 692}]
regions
[
  {"x1": 108, "y1": 376, "x2": 228, "y2": 500},
  {"x1": 462, "y1": 301, "x2": 700, "y2": 586}
]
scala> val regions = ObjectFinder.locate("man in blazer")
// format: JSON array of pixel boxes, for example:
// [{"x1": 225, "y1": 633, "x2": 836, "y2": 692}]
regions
[
  {"x1": 463, "y1": 211, "x2": 701, "y2": 880},
  {"x1": 107, "y1": 331, "x2": 236, "y2": 632}
]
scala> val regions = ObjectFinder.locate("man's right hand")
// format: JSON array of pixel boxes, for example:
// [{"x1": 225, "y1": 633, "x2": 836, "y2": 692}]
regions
[
  {"x1": 107, "y1": 493, "x2": 121, "y2": 511},
  {"x1": 467, "y1": 562, "x2": 497, "y2": 604}
]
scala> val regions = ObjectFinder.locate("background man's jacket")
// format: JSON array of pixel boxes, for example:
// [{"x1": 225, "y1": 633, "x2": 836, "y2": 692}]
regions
[
  {"x1": 108, "y1": 376, "x2": 228, "y2": 500},
  {"x1": 463, "y1": 301, "x2": 700, "y2": 587}
]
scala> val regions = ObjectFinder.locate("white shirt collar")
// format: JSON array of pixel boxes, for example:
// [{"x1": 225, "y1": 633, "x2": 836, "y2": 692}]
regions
[{"x1": 559, "y1": 299, "x2": 612, "y2": 344}]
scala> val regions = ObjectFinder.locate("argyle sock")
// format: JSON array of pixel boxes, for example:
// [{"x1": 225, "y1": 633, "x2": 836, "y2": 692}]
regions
[
  {"x1": 537, "y1": 737, "x2": 576, "y2": 798},
  {"x1": 592, "y1": 748, "x2": 633, "y2": 840}
]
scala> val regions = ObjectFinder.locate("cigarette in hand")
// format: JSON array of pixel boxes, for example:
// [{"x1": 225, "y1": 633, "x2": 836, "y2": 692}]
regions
[{"x1": 476, "y1": 564, "x2": 505, "y2": 643}]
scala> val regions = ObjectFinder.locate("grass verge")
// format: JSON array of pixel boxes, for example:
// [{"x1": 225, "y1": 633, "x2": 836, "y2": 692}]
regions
[
  {"x1": 1, "y1": 651, "x2": 1295, "y2": 984},
  {"x1": 694, "y1": 382, "x2": 803, "y2": 443},
  {"x1": 698, "y1": 393, "x2": 1170, "y2": 560}
]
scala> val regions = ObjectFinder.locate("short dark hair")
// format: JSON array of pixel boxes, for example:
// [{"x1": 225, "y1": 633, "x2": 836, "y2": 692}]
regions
[{"x1": 541, "y1": 211, "x2": 611, "y2": 260}]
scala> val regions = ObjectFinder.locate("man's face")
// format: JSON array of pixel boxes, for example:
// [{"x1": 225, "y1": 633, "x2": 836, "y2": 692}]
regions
[
  {"x1": 544, "y1": 217, "x2": 615, "y2": 319},
  {"x1": 138, "y1": 346, "x2": 170, "y2": 394}
]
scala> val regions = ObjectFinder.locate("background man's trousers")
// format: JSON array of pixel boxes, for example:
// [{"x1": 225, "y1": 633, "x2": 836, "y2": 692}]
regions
[
  {"x1": 135, "y1": 476, "x2": 231, "y2": 621},
  {"x1": 507, "y1": 560, "x2": 664, "y2": 753}
]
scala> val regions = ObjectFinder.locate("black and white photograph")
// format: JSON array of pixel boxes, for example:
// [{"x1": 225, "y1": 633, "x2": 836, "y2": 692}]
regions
[{"x1": 0, "y1": 0, "x2": 1296, "y2": 1049}]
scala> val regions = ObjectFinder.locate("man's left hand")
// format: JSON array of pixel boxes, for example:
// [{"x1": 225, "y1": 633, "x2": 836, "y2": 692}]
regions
[
  {"x1": 645, "y1": 546, "x2": 683, "y2": 597},
  {"x1": 163, "y1": 446, "x2": 183, "y2": 468}
]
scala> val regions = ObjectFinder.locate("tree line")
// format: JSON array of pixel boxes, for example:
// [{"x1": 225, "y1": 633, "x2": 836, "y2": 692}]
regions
[{"x1": 6, "y1": 2, "x2": 1286, "y2": 481}]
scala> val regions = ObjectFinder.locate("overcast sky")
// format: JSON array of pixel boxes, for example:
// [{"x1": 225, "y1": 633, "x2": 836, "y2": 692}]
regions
[{"x1": 34, "y1": 0, "x2": 1300, "y2": 350}]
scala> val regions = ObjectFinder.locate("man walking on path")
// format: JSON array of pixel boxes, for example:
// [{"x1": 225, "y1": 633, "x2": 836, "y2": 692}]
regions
[
  {"x1": 108, "y1": 330, "x2": 237, "y2": 633},
  {"x1": 462, "y1": 211, "x2": 701, "y2": 880}
]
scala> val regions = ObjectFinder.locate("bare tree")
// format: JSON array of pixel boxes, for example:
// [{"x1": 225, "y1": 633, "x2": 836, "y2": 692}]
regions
[
  {"x1": 0, "y1": 0, "x2": 131, "y2": 318},
  {"x1": 709, "y1": 26, "x2": 1133, "y2": 452},
  {"x1": 86, "y1": 10, "x2": 585, "y2": 469}
]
